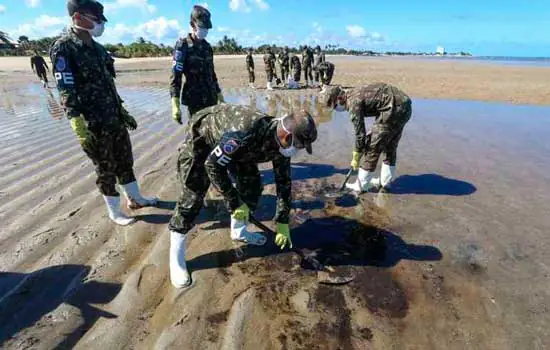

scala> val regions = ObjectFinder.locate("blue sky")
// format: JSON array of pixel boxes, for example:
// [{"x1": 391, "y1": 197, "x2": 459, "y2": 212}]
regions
[{"x1": 0, "y1": 0, "x2": 549, "y2": 56}]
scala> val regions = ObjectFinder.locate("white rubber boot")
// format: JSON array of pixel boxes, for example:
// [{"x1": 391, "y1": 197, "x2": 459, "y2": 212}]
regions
[
  {"x1": 249, "y1": 83, "x2": 255, "y2": 89},
  {"x1": 170, "y1": 231, "x2": 191, "y2": 288},
  {"x1": 380, "y1": 163, "x2": 396, "y2": 189},
  {"x1": 346, "y1": 168, "x2": 375, "y2": 193},
  {"x1": 103, "y1": 196, "x2": 136, "y2": 226},
  {"x1": 266, "y1": 82, "x2": 274, "y2": 91},
  {"x1": 230, "y1": 218, "x2": 267, "y2": 246},
  {"x1": 120, "y1": 181, "x2": 158, "y2": 210}
]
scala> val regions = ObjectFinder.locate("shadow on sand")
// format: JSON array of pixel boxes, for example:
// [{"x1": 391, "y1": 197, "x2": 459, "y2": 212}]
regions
[
  {"x1": 390, "y1": 174, "x2": 477, "y2": 196},
  {"x1": 0, "y1": 265, "x2": 121, "y2": 348}
]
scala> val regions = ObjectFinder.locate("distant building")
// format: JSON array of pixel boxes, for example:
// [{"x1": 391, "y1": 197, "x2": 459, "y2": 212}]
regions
[{"x1": 436, "y1": 46, "x2": 446, "y2": 55}]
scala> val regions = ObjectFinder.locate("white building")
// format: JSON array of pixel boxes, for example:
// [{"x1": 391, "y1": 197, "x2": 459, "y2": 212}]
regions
[{"x1": 436, "y1": 46, "x2": 445, "y2": 55}]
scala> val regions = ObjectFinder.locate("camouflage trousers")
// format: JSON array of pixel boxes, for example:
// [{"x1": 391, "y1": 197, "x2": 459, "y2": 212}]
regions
[
  {"x1": 320, "y1": 65, "x2": 334, "y2": 85},
  {"x1": 280, "y1": 66, "x2": 289, "y2": 81},
  {"x1": 36, "y1": 69, "x2": 48, "y2": 83},
  {"x1": 265, "y1": 69, "x2": 274, "y2": 83},
  {"x1": 81, "y1": 126, "x2": 136, "y2": 196},
  {"x1": 362, "y1": 100, "x2": 412, "y2": 171},
  {"x1": 248, "y1": 68, "x2": 255, "y2": 83},
  {"x1": 314, "y1": 70, "x2": 320, "y2": 83},
  {"x1": 169, "y1": 141, "x2": 263, "y2": 235},
  {"x1": 303, "y1": 64, "x2": 313, "y2": 82},
  {"x1": 293, "y1": 68, "x2": 301, "y2": 82}
]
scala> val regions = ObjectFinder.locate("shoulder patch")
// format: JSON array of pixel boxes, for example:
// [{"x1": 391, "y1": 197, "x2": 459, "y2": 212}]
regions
[
  {"x1": 55, "y1": 57, "x2": 66, "y2": 72},
  {"x1": 223, "y1": 139, "x2": 240, "y2": 155},
  {"x1": 175, "y1": 50, "x2": 183, "y2": 61}
]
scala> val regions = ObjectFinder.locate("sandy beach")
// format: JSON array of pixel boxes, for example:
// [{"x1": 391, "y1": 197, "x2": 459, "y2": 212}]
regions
[
  {"x1": 2, "y1": 55, "x2": 550, "y2": 105},
  {"x1": 0, "y1": 56, "x2": 549, "y2": 349}
]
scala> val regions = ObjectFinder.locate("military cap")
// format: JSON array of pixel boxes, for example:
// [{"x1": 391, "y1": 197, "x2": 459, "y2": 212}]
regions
[
  {"x1": 67, "y1": 0, "x2": 107, "y2": 22},
  {"x1": 190, "y1": 5, "x2": 212, "y2": 29},
  {"x1": 282, "y1": 110, "x2": 318, "y2": 154}
]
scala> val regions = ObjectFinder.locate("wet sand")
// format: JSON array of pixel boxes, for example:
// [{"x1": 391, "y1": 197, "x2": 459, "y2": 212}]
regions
[
  {"x1": 2, "y1": 55, "x2": 550, "y2": 105},
  {"x1": 1, "y1": 67, "x2": 550, "y2": 349}
]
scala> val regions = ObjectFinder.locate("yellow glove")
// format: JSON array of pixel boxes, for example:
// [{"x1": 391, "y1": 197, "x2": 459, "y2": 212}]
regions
[
  {"x1": 70, "y1": 116, "x2": 92, "y2": 147},
  {"x1": 350, "y1": 151, "x2": 362, "y2": 170},
  {"x1": 275, "y1": 223, "x2": 293, "y2": 250},
  {"x1": 231, "y1": 203, "x2": 250, "y2": 222},
  {"x1": 171, "y1": 97, "x2": 182, "y2": 124},
  {"x1": 217, "y1": 92, "x2": 225, "y2": 103},
  {"x1": 120, "y1": 107, "x2": 138, "y2": 130}
]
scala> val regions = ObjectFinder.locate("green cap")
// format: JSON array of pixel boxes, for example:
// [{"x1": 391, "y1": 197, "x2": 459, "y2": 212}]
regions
[
  {"x1": 190, "y1": 5, "x2": 212, "y2": 29},
  {"x1": 283, "y1": 110, "x2": 318, "y2": 154},
  {"x1": 67, "y1": 0, "x2": 107, "y2": 22}
]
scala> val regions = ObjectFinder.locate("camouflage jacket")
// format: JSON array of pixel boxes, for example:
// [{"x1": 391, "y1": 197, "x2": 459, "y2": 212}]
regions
[
  {"x1": 290, "y1": 56, "x2": 301, "y2": 71},
  {"x1": 31, "y1": 55, "x2": 49, "y2": 73},
  {"x1": 263, "y1": 53, "x2": 276, "y2": 72},
  {"x1": 246, "y1": 53, "x2": 254, "y2": 70},
  {"x1": 190, "y1": 104, "x2": 291, "y2": 223},
  {"x1": 347, "y1": 83, "x2": 412, "y2": 152},
  {"x1": 301, "y1": 48, "x2": 313, "y2": 66},
  {"x1": 313, "y1": 52, "x2": 325, "y2": 67},
  {"x1": 50, "y1": 29, "x2": 123, "y2": 130},
  {"x1": 278, "y1": 52, "x2": 290, "y2": 69},
  {"x1": 170, "y1": 34, "x2": 221, "y2": 107},
  {"x1": 316, "y1": 61, "x2": 334, "y2": 72}
]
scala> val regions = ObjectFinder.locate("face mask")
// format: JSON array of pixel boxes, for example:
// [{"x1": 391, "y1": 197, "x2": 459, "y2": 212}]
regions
[
  {"x1": 334, "y1": 103, "x2": 346, "y2": 112},
  {"x1": 276, "y1": 116, "x2": 299, "y2": 158},
  {"x1": 74, "y1": 16, "x2": 105, "y2": 37},
  {"x1": 194, "y1": 27, "x2": 209, "y2": 40}
]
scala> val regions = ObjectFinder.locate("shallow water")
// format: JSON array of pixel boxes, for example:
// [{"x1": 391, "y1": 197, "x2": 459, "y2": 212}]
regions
[{"x1": 1, "y1": 84, "x2": 549, "y2": 348}]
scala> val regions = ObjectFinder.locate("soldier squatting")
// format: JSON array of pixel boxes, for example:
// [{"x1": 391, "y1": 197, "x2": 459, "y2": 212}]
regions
[{"x1": 51, "y1": 0, "x2": 413, "y2": 289}]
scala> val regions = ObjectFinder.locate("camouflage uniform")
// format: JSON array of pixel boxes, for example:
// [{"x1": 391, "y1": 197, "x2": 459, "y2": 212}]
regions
[
  {"x1": 347, "y1": 83, "x2": 412, "y2": 171},
  {"x1": 170, "y1": 34, "x2": 221, "y2": 117},
  {"x1": 302, "y1": 47, "x2": 313, "y2": 83},
  {"x1": 169, "y1": 104, "x2": 293, "y2": 234},
  {"x1": 290, "y1": 55, "x2": 301, "y2": 82},
  {"x1": 316, "y1": 61, "x2": 335, "y2": 85},
  {"x1": 246, "y1": 52, "x2": 255, "y2": 83},
  {"x1": 50, "y1": 28, "x2": 136, "y2": 196},
  {"x1": 313, "y1": 51, "x2": 325, "y2": 83},
  {"x1": 31, "y1": 55, "x2": 49, "y2": 83},
  {"x1": 278, "y1": 50, "x2": 290, "y2": 81},
  {"x1": 263, "y1": 52, "x2": 277, "y2": 83}
]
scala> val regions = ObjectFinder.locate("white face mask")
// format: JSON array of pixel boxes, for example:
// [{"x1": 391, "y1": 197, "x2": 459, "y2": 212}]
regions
[
  {"x1": 194, "y1": 27, "x2": 209, "y2": 40},
  {"x1": 334, "y1": 103, "x2": 346, "y2": 112},
  {"x1": 74, "y1": 16, "x2": 105, "y2": 37},
  {"x1": 276, "y1": 116, "x2": 299, "y2": 158}
]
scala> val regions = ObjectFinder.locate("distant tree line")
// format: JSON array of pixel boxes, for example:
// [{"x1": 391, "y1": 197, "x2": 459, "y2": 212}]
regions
[{"x1": 0, "y1": 31, "x2": 471, "y2": 58}]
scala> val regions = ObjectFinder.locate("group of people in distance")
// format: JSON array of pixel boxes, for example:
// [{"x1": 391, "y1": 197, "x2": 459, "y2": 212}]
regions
[{"x1": 246, "y1": 45, "x2": 335, "y2": 91}]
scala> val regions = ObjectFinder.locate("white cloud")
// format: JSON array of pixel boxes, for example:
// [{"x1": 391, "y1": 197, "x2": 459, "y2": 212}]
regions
[
  {"x1": 199, "y1": 2, "x2": 209, "y2": 9},
  {"x1": 0, "y1": 5, "x2": 6, "y2": 14},
  {"x1": 104, "y1": 0, "x2": 157, "y2": 14},
  {"x1": 12, "y1": 15, "x2": 68, "y2": 39},
  {"x1": 229, "y1": 0, "x2": 268, "y2": 12},
  {"x1": 102, "y1": 17, "x2": 182, "y2": 43},
  {"x1": 346, "y1": 25, "x2": 366, "y2": 38},
  {"x1": 25, "y1": 0, "x2": 40, "y2": 8},
  {"x1": 251, "y1": 0, "x2": 269, "y2": 10}
]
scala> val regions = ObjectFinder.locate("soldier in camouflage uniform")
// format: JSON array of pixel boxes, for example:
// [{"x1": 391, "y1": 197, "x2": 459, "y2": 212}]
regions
[
  {"x1": 315, "y1": 61, "x2": 335, "y2": 91},
  {"x1": 170, "y1": 5, "x2": 224, "y2": 124},
  {"x1": 302, "y1": 45, "x2": 314, "y2": 87},
  {"x1": 263, "y1": 48, "x2": 278, "y2": 90},
  {"x1": 30, "y1": 50, "x2": 50, "y2": 88},
  {"x1": 245, "y1": 47, "x2": 255, "y2": 89},
  {"x1": 289, "y1": 54, "x2": 301, "y2": 89},
  {"x1": 323, "y1": 83, "x2": 412, "y2": 192},
  {"x1": 51, "y1": 0, "x2": 157, "y2": 226},
  {"x1": 313, "y1": 45, "x2": 325, "y2": 87},
  {"x1": 278, "y1": 47, "x2": 290, "y2": 82},
  {"x1": 168, "y1": 104, "x2": 318, "y2": 288}
]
